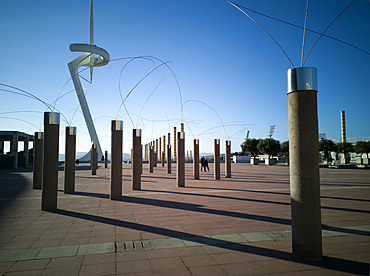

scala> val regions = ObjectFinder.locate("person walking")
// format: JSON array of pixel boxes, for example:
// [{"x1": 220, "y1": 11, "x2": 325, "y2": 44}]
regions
[
  {"x1": 204, "y1": 158, "x2": 209, "y2": 172},
  {"x1": 200, "y1": 156, "x2": 205, "y2": 172}
]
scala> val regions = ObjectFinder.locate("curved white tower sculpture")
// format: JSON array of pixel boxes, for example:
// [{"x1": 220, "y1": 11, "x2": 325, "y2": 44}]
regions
[{"x1": 67, "y1": 0, "x2": 109, "y2": 160}]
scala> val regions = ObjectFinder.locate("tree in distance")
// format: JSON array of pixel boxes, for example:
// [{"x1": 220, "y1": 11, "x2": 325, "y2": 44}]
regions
[
  {"x1": 241, "y1": 138, "x2": 260, "y2": 157},
  {"x1": 319, "y1": 138, "x2": 337, "y2": 163},
  {"x1": 353, "y1": 141, "x2": 370, "y2": 164},
  {"x1": 281, "y1": 140, "x2": 289, "y2": 157},
  {"x1": 257, "y1": 138, "x2": 281, "y2": 158},
  {"x1": 336, "y1": 142, "x2": 353, "y2": 155}
]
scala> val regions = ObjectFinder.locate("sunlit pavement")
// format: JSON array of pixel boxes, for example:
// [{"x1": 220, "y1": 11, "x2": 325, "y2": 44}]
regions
[{"x1": 0, "y1": 162, "x2": 369, "y2": 275}]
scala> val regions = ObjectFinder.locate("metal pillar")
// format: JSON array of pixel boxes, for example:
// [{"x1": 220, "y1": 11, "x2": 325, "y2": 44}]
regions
[
  {"x1": 33, "y1": 132, "x2": 44, "y2": 189},
  {"x1": 41, "y1": 112, "x2": 60, "y2": 211},
  {"x1": 173, "y1": 127, "x2": 177, "y2": 161},
  {"x1": 149, "y1": 146, "x2": 154, "y2": 173},
  {"x1": 177, "y1": 131, "x2": 185, "y2": 187},
  {"x1": 91, "y1": 144, "x2": 97, "y2": 175},
  {"x1": 110, "y1": 120, "x2": 123, "y2": 200},
  {"x1": 225, "y1": 140, "x2": 231, "y2": 178},
  {"x1": 214, "y1": 139, "x2": 220, "y2": 180},
  {"x1": 193, "y1": 139, "x2": 199, "y2": 180},
  {"x1": 105, "y1": 150, "x2": 108, "y2": 168},
  {"x1": 64, "y1": 126, "x2": 76, "y2": 194},
  {"x1": 288, "y1": 67, "x2": 322, "y2": 261},
  {"x1": 132, "y1": 129, "x2": 141, "y2": 190}
]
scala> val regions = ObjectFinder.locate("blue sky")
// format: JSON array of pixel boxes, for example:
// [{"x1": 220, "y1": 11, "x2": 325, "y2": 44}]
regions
[{"x1": 1, "y1": 0, "x2": 369, "y2": 155}]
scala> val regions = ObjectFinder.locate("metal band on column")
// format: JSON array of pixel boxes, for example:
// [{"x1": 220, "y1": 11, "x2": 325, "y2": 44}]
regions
[
  {"x1": 225, "y1": 140, "x2": 231, "y2": 178},
  {"x1": 33, "y1": 132, "x2": 44, "y2": 189},
  {"x1": 110, "y1": 120, "x2": 123, "y2": 200},
  {"x1": 288, "y1": 67, "x2": 322, "y2": 261},
  {"x1": 42, "y1": 112, "x2": 60, "y2": 211},
  {"x1": 214, "y1": 139, "x2": 220, "y2": 180},
  {"x1": 64, "y1": 126, "x2": 77, "y2": 194},
  {"x1": 132, "y1": 129, "x2": 142, "y2": 190},
  {"x1": 193, "y1": 139, "x2": 199, "y2": 180},
  {"x1": 177, "y1": 131, "x2": 185, "y2": 187}
]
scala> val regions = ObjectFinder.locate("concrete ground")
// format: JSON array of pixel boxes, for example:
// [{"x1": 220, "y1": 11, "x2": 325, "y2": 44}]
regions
[{"x1": 0, "y1": 162, "x2": 369, "y2": 275}]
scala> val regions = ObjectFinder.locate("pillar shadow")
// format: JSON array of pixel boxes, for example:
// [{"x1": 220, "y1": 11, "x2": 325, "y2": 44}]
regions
[{"x1": 48, "y1": 208, "x2": 368, "y2": 275}]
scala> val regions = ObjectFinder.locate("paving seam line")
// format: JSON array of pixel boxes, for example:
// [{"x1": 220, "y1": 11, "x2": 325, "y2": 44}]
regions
[{"x1": 0, "y1": 225, "x2": 369, "y2": 262}]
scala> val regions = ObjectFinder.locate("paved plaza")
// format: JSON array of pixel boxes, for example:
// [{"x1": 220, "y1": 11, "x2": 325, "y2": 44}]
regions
[{"x1": 0, "y1": 162, "x2": 369, "y2": 275}]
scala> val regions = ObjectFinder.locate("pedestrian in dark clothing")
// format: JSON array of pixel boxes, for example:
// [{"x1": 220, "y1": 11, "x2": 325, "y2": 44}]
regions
[
  {"x1": 205, "y1": 158, "x2": 209, "y2": 172},
  {"x1": 200, "y1": 156, "x2": 205, "y2": 172}
]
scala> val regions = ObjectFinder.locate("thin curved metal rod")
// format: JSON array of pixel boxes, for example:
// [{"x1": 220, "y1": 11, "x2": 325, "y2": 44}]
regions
[
  {"x1": 94, "y1": 115, "x2": 116, "y2": 121},
  {"x1": 229, "y1": 1, "x2": 295, "y2": 68},
  {"x1": 53, "y1": 66, "x2": 89, "y2": 110},
  {"x1": 70, "y1": 88, "x2": 88, "y2": 125},
  {"x1": 0, "y1": 83, "x2": 53, "y2": 111},
  {"x1": 117, "y1": 57, "x2": 156, "y2": 126},
  {"x1": 229, "y1": 2, "x2": 370, "y2": 57},
  {"x1": 182, "y1": 117, "x2": 203, "y2": 139},
  {"x1": 149, "y1": 109, "x2": 171, "y2": 136},
  {"x1": 183, "y1": 100, "x2": 228, "y2": 139},
  {"x1": 112, "y1": 56, "x2": 183, "y2": 123},
  {"x1": 301, "y1": 0, "x2": 310, "y2": 67},
  {"x1": 0, "y1": 117, "x2": 41, "y2": 131},
  {"x1": 303, "y1": 0, "x2": 358, "y2": 66},
  {"x1": 136, "y1": 62, "x2": 174, "y2": 128}
]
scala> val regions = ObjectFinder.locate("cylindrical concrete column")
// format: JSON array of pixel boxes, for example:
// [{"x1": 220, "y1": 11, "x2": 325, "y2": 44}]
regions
[
  {"x1": 288, "y1": 67, "x2": 322, "y2": 261},
  {"x1": 105, "y1": 151, "x2": 108, "y2": 168},
  {"x1": 162, "y1": 151, "x2": 165, "y2": 167},
  {"x1": 149, "y1": 146, "x2": 154, "y2": 173},
  {"x1": 167, "y1": 144, "x2": 171, "y2": 174},
  {"x1": 163, "y1": 135, "x2": 166, "y2": 162},
  {"x1": 193, "y1": 139, "x2": 199, "y2": 180},
  {"x1": 159, "y1": 137, "x2": 162, "y2": 162},
  {"x1": 225, "y1": 140, "x2": 231, "y2": 178},
  {"x1": 64, "y1": 126, "x2": 76, "y2": 194},
  {"x1": 41, "y1": 112, "x2": 60, "y2": 211},
  {"x1": 132, "y1": 129, "x2": 141, "y2": 190},
  {"x1": 91, "y1": 144, "x2": 97, "y2": 175},
  {"x1": 33, "y1": 132, "x2": 44, "y2": 189},
  {"x1": 214, "y1": 139, "x2": 220, "y2": 180},
  {"x1": 110, "y1": 120, "x2": 123, "y2": 200},
  {"x1": 177, "y1": 131, "x2": 185, "y2": 187},
  {"x1": 173, "y1": 127, "x2": 177, "y2": 161}
]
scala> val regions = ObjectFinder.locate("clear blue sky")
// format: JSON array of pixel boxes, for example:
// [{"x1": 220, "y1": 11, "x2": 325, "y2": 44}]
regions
[{"x1": 1, "y1": 0, "x2": 369, "y2": 155}]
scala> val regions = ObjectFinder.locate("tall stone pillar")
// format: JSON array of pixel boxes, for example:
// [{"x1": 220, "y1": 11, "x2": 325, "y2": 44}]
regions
[
  {"x1": 11, "y1": 133, "x2": 19, "y2": 168},
  {"x1": 225, "y1": 140, "x2": 231, "y2": 178},
  {"x1": 33, "y1": 132, "x2": 44, "y2": 189},
  {"x1": 173, "y1": 127, "x2": 177, "y2": 161},
  {"x1": 110, "y1": 120, "x2": 123, "y2": 200},
  {"x1": 177, "y1": 131, "x2": 185, "y2": 187},
  {"x1": 159, "y1": 137, "x2": 162, "y2": 162},
  {"x1": 41, "y1": 112, "x2": 60, "y2": 211},
  {"x1": 24, "y1": 138, "x2": 29, "y2": 167},
  {"x1": 64, "y1": 126, "x2": 76, "y2": 194},
  {"x1": 154, "y1": 139, "x2": 158, "y2": 167},
  {"x1": 149, "y1": 145, "x2": 154, "y2": 173},
  {"x1": 91, "y1": 144, "x2": 97, "y2": 175},
  {"x1": 193, "y1": 139, "x2": 199, "y2": 180},
  {"x1": 214, "y1": 139, "x2": 220, "y2": 180},
  {"x1": 132, "y1": 129, "x2": 141, "y2": 190},
  {"x1": 105, "y1": 151, "x2": 108, "y2": 168},
  {"x1": 288, "y1": 67, "x2": 322, "y2": 261},
  {"x1": 167, "y1": 133, "x2": 171, "y2": 174}
]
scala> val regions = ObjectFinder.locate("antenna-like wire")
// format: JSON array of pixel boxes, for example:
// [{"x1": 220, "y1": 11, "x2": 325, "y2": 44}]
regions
[
  {"x1": 229, "y1": 1, "x2": 295, "y2": 68},
  {"x1": 303, "y1": 0, "x2": 358, "y2": 66},
  {"x1": 301, "y1": 0, "x2": 309, "y2": 67}
]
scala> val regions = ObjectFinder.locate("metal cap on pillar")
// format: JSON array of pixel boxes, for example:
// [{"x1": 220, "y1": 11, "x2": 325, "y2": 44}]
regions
[
  {"x1": 44, "y1": 112, "x2": 60, "y2": 125},
  {"x1": 287, "y1": 67, "x2": 317, "y2": 94},
  {"x1": 66, "y1": 126, "x2": 77, "y2": 136},
  {"x1": 112, "y1": 120, "x2": 124, "y2": 131},
  {"x1": 35, "y1": 132, "x2": 44, "y2": 140}
]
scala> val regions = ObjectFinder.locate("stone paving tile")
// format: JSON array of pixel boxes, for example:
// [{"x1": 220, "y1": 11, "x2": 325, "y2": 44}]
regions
[
  {"x1": 221, "y1": 262, "x2": 266, "y2": 275},
  {"x1": 189, "y1": 265, "x2": 230, "y2": 276},
  {"x1": 181, "y1": 254, "x2": 218, "y2": 267},
  {"x1": 4, "y1": 269, "x2": 45, "y2": 276},
  {"x1": 46, "y1": 255, "x2": 84, "y2": 269},
  {"x1": 78, "y1": 242, "x2": 114, "y2": 256},
  {"x1": 116, "y1": 259, "x2": 152, "y2": 274},
  {"x1": 36, "y1": 245, "x2": 78, "y2": 259},
  {"x1": 149, "y1": 256, "x2": 185, "y2": 271},
  {"x1": 0, "y1": 248, "x2": 41, "y2": 262},
  {"x1": 7, "y1": 258, "x2": 50, "y2": 272},
  {"x1": 41, "y1": 266, "x2": 81, "y2": 276},
  {"x1": 79, "y1": 262, "x2": 116, "y2": 276}
]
